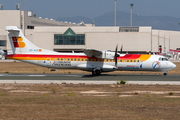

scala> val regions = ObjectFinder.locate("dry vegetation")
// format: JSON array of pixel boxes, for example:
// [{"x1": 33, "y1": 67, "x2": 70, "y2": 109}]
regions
[
  {"x1": 0, "y1": 84, "x2": 180, "y2": 119},
  {"x1": 0, "y1": 62, "x2": 180, "y2": 75}
]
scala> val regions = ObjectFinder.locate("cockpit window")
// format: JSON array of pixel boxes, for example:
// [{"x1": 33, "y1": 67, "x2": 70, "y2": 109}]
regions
[
  {"x1": 159, "y1": 57, "x2": 168, "y2": 61},
  {"x1": 162, "y1": 58, "x2": 168, "y2": 61},
  {"x1": 159, "y1": 57, "x2": 162, "y2": 61}
]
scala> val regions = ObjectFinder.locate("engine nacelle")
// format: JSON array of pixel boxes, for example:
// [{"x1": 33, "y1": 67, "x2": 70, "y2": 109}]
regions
[
  {"x1": 77, "y1": 64, "x2": 116, "y2": 72},
  {"x1": 97, "y1": 51, "x2": 116, "y2": 59}
]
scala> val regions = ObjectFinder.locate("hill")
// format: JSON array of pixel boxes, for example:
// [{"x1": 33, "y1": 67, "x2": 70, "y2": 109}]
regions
[{"x1": 56, "y1": 11, "x2": 180, "y2": 31}]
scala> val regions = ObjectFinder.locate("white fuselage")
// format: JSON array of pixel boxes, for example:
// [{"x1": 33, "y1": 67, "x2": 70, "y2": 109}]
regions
[{"x1": 6, "y1": 53, "x2": 176, "y2": 73}]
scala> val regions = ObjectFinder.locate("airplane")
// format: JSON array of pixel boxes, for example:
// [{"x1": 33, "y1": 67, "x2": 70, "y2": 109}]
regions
[{"x1": 5, "y1": 26, "x2": 176, "y2": 76}]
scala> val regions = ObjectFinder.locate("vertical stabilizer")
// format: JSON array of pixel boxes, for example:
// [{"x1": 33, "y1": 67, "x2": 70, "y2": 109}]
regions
[{"x1": 6, "y1": 26, "x2": 56, "y2": 54}]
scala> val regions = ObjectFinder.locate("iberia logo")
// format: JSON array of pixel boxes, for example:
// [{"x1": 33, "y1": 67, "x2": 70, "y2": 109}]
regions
[
  {"x1": 12, "y1": 37, "x2": 25, "y2": 48},
  {"x1": 152, "y1": 61, "x2": 161, "y2": 69}
]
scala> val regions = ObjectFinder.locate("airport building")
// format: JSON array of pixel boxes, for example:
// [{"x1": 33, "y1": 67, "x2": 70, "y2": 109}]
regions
[{"x1": 1, "y1": 10, "x2": 180, "y2": 54}]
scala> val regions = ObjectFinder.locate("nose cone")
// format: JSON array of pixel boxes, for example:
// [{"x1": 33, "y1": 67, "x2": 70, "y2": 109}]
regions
[{"x1": 171, "y1": 63, "x2": 176, "y2": 69}]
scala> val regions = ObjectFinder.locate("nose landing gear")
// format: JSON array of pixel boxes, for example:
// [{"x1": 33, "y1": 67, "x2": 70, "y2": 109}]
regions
[{"x1": 163, "y1": 71, "x2": 167, "y2": 76}]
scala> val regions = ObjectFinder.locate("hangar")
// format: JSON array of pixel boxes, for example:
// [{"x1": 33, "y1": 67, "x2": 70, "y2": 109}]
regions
[{"x1": 0, "y1": 10, "x2": 180, "y2": 54}]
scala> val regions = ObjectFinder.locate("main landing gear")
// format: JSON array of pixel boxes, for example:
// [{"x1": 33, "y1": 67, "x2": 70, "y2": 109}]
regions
[
  {"x1": 92, "y1": 69, "x2": 101, "y2": 76},
  {"x1": 163, "y1": 71, "x2": 167, "y2": 76}
]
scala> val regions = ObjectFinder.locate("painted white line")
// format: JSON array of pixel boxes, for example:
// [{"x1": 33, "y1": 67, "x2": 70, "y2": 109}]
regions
[
  {"x1": 126, "y1": 81, "x2": 180, "y2": 85},
  {"x1": 28, "y1": 75, "x2": 46, "y2": 77},
  {"x1": 0, "y1": 80, "x2": 179, "y2": 85}
]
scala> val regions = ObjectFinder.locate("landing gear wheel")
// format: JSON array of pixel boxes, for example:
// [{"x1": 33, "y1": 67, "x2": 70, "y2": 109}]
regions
[
  {"x1": 92, "y1": 71, "x2": 96, "y2": 76},
  {"x1": 163, "y1": 71, "x2": 167, "y2": 76},
  {"x1": 163, "y1": 73, "x2": 167, "y2": 76},
  {"x1": 92, "y1": 70, "x2": 101, "y2": 76}
]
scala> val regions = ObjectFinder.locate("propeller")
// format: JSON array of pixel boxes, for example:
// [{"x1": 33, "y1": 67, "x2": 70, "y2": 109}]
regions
[
  {"x1": 114, "y1": 45, "x2": 123, "y2": 68},
  {"x1": 114, "y1": 45, "x2": 119, "y2": 67}
]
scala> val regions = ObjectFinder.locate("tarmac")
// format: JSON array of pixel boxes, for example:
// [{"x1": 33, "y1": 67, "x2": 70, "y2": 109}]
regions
[{"x1": 0, "y1": 73, "x2": 179, "y2": 85}]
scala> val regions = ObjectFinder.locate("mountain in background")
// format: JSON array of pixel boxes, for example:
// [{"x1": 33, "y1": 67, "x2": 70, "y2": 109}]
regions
[{"x1": 56, "y1": 11, "x2": 180, "y2": 31}]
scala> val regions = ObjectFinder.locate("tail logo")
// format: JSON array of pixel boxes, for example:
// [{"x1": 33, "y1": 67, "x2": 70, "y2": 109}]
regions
[{"x1": 12, "y1": 37, "x2": 25, "y2": 48}]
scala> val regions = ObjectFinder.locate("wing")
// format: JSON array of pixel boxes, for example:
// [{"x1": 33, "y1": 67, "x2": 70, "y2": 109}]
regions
[{"x1": 83, "y1": 49, "x2": 102, "y2": 57}]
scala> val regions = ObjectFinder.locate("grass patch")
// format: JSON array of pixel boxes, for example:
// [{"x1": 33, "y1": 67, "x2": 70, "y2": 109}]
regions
[
  {"x1": 4, "y1": 71, "x2": 9, "y2": 73},
  {"x1": 117, "y1": 80, "x2": 126, "y2": 85},
  {"x1": 120, "y1": 80, "x2": 126, "y2": 84},
  {"x1": 33, "y1": 69, "x2": 37, "y2": 72},
  {"x1": 169, "y1": 92, "x2": 173, "y2": 96},
  {"x1": 0, "y1": 92, "x2": 7, "y2": 96},
  {"x1": 134, "y1": 92, "x2": 138, "y2": 95},
  {"x1": 67, "y1": 92, "x2": 77, "y2": 96},
  {"x1": 51, "y1": 87, "x2": 56, "y2": 94}
]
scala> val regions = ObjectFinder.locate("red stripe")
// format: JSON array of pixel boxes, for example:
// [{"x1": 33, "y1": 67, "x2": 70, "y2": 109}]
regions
[
  {"x1": 6, "y1": 54, "x2": 88, "y2": 58},
  {"x1": 6, "y1": 54, "x2": 141, "y2": 59},
  {"x1": 118, "y1": 54, "x2": 141, "y2": 59}
]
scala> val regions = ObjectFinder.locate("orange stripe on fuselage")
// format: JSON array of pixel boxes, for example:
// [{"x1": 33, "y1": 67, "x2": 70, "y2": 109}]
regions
[{"x1": 6, "y1": 54, "x2": 151, "y2": 62}]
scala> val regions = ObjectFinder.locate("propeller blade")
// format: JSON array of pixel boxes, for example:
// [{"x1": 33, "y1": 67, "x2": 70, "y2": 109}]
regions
[
  {"x1": 120, "y1": 45, "x2": 123, "y2": 54},
  {"x1": 115, "y1": 45, "x2": 118, "y2": 67}
]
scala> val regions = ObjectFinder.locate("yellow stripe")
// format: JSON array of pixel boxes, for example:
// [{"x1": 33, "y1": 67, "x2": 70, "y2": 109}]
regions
[{"x1": 138, "y1": 55, "x2": 151, "y2": 61}]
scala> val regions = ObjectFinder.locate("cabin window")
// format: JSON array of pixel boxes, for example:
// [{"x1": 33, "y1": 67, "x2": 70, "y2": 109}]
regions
[
  {"x1": 58, "y1": 58, "x2": 59, "y2": 61},
  {"x1": 54, "y1": 58, "x2": 56, "y2": 61},
  {"x1": 137, "y1": 60, "x2": 139, "y2": 62},
  {"x1": 141, "y1": 60, "x2": 143, "y2": 62},
  {"x1": 127, "y1": 60, "x2": 129, "y2": 62},
  {"x1": 61, "y1": 58, "x2": 63, "y2": 61},
  {"x1": 130, "y1": 60, "x2": 133, "y2": 62},
  {"x1": 74, "y1": 58, "x2": 76, "y2": 61},
  {"x1": 78, "y1": 59, "x2": 80, "y2": 61},
  {"x1": 120, "y1": 60, "x2": 122, "y2": 62},
  {"x1": 134, "y1": 60, "x2": 136, "y2": 62},
  {"x1": 67, "y1": 58, "x2": 69, "y2": 61},
  {"x1": 124, "y1": 60, "x2": 125, "y2": 62}
]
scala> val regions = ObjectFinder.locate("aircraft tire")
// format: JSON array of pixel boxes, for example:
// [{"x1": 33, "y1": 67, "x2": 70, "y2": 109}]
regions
[
  {"x1": 92, "y1": 71, "x2": 96, "y2": 76},
  {"x1": 92, "y1": 70, "x2": 101, "y2": 76},
  {"x1": 163, "y1": 73, "x2": 167, "y2": 76},
  {"x1": 96, "y1": 70, "x2": 101, "y2": 76}
]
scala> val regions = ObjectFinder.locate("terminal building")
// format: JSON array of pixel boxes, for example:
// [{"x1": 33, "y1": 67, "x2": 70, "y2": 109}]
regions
[{"x1": 0, "y1": 10, "x2": 180, "y2": 55}]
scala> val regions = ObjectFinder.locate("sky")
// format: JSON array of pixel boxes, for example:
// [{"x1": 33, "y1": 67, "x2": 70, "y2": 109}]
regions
[{"x1": 1, "y1": 0, "x2": 180, "y2": 19}]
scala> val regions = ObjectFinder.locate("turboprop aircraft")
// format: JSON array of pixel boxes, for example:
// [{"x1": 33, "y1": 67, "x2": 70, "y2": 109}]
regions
[{"x1": 6, "y1": 26, "x2": 176, "y2": 76}]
